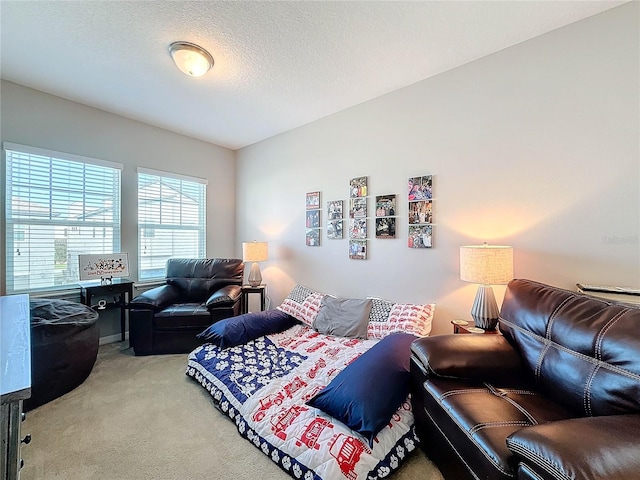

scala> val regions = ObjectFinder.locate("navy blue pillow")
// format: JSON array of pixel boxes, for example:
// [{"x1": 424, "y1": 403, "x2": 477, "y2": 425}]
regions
[
  {"x1": 198, "y1": 310, "x2": 298, "y2": 348},
  {"x1": 306, "y1": 332, "x2": 416, "y2": 446}
]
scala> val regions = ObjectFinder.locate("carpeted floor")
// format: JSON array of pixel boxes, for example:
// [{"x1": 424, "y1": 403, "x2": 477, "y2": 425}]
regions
[{"x1": 22, "y1": 342, "x2": 443, "y2": 480}]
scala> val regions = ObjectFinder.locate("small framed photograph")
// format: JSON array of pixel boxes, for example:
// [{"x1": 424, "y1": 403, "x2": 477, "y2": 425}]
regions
[
  {"x1": 306, "y1": 228, "x2": 320, "y2": 246},
  {"x1": 408, "y1": 200, "x2": 433, "y2": 224},
  {"x1": 306, "y1": 210, "x2": 320, "y2": 228},
  {"x1": 375, "y1": 194, "x2": 396, "y2": 217},
  {"x1": 408, "y1": 175, "x2": 432, "y2": 201},
  {"x1": 349, "y1": 176, "x2": 368, "y2": 198},
  {"x1": 349, "y1": 218, "x2": 367, "y2": 239},
  {"x1": 349, "y1": 240, "x2": 367, "y2": 260},
  {"x1": 327, "y1": 200, "x2": 343, "y2": 220},
  {"x1": 327, "y1": 220, "x2": 343, "y2": 239},
  {"x1": 408, "y1": 225, "x2": 433, "y2": 249},
  {"x1": 349, "y1": 198, "x2": 366, "y2": 218},
  {"x1": 375, "y1": 217, "x2": 396, "y2": 239},
  {"x1": 306, "y1": 191, "x2": 320, "y2": 210}
]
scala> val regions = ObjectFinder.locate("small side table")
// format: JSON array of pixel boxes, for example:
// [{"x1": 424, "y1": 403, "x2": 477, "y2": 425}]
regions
[
  {"x1": 241, "y1": 285, "x2": 266, "y2": 315},
  {"x1": 79, "y1": 279, "x2": 134, "y2": 342},
  {"x1": 451, "y1": 319, "x2": 500, "y2": 335}
]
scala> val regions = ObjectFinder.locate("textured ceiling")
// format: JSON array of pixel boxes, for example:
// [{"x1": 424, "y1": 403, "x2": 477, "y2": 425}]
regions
[{"x1": 0, "y1": 1, "x2": 626, "y2": 150}]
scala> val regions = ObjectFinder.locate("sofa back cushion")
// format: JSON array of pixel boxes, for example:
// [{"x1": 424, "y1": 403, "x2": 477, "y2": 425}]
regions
[
  {"x1": 166, "y1": 258, "x2": 244, "y2": 302},
  {"x1": 499, "y1": 279, "x2": 640, "y2": 417}
]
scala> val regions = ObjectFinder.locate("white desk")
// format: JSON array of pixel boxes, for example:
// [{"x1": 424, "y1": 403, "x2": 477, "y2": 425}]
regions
[{"x1": 1, "y1": 294, "x2": 31, "y2": 480}]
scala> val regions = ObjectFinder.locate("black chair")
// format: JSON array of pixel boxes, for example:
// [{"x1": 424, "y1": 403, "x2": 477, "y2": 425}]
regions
[{"x1": 129, "y1": 258, "x2": 244, "y2": 355}]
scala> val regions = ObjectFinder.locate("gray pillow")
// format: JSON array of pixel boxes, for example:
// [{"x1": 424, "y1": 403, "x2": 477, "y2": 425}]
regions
[{"x1": 312, "y1": 296, "x2": 372, "y2": 339}]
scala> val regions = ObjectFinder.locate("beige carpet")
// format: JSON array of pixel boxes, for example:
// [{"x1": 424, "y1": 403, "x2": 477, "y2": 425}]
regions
[{"x1": 22, "y1": 342, "x2": 443, "y2": 480}]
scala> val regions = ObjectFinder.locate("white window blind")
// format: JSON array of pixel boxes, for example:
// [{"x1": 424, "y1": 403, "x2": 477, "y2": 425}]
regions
[
  {"x1": 137, "y1": 168, "x2": 206, "y2": 281},
  {"x1": 4, "y1": 142, "x2": 122, "y2": 293}
]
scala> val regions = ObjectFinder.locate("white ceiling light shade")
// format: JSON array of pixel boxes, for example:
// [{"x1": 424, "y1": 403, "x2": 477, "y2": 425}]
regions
[{"x1": 169, "y1": 41, "x2": 214, "y2": 77}]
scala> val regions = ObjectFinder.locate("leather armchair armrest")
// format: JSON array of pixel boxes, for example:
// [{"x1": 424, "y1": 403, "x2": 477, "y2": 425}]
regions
[
  {"x1": 205, "y1": 284, "x2": 242, "y2": 309},
  {"x1": 507, "y1": 414, "x2": 640, "y2": 480},
  {"x1": 129, "y1": 285, "x2": 181, "y2": 311},
  {"x1": 410, "y1": 334, "x2": 522, "y2": 382}
]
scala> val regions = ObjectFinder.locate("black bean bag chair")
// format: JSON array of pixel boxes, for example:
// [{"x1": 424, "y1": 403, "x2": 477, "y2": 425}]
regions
[{"x1": 25, "y1": 299, "x2": 99, "y2": 411}]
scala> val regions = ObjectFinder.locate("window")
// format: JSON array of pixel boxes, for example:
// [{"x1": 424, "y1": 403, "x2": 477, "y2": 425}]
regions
[
  {"x1": 4, "y1": 142, "x2": 122, "y2": 293},
  {"x1": 137, "y1": 168, "x2": 206, "y2": 281}
]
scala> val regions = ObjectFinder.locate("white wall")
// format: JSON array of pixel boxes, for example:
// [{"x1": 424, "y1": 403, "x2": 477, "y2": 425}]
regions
[
  {"x1": 1, "y1": 80, "x2": 237, "y2": 277},
  {"x1": 236, "y1": 3, "x2": 640, "y2": 335},
  {"x1": 0, "y1": 81, "x2": 237, "y2": 335}
]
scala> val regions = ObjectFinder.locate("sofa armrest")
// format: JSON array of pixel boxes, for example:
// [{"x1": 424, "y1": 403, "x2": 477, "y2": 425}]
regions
[
  {"x1": 129, "y1": 285, "x2": 181, "y2": 311},
  {"x1": 507, "y1": 414, "x2": 640, "y2": 480},
  {"x1": 205, "y1": 284, "x2": 242, "y2": 309},
  {"x1": 410, "y1": 334, "x2": 522, "y2": 382}
]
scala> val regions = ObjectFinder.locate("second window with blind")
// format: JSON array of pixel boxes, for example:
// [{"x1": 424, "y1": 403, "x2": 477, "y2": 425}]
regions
[{"x1": 137, "y1": 168, "x2": 207, "y2": 281}]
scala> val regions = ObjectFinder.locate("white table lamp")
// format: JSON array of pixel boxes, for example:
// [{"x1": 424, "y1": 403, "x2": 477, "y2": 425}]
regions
[
  {"x1": 242, "y1": 241, "x2": 268, "y2": 287},
  {"x1": 460, "y1": 243, "x2": 513, "y2": 330}
]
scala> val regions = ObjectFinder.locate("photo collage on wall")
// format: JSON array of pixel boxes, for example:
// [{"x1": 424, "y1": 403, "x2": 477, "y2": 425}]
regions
[
  {"x1": 326, "y1": 200, "x2": 343, "y2": 239},
  {"x1": 306, "y1": 191, "x2": 321, "y2": 246},
  {"x1": 348, "y1": 176, "x2": 368, "y2": 259},
  {"x1": 304, "y1": 173, "x2": 434, "y2": 253},
  {"x1": 408, "y1": 175, "x2": 433, "y2": 248},
  {"x1": 375, "y1": 194, "x2": 397, "y2": 239}
]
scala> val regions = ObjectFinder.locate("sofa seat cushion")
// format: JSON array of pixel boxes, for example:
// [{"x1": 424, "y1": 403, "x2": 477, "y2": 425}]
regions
[
  {"x1": 420, "y1": 378, "x2": 576, "y2": 480},
  {"x1": 154, "y1": 303, "x2": 211, "y2": 330}
]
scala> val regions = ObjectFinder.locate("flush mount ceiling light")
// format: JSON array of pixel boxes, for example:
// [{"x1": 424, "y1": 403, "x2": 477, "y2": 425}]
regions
[{"x1": 169, "y1": 41, "x2": 214, "y2": 78}]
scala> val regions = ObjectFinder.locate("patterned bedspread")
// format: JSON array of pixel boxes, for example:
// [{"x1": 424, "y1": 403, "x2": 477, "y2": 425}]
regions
[{"x1": 187, "y1": 324, "x2": 419, "y2": 480}]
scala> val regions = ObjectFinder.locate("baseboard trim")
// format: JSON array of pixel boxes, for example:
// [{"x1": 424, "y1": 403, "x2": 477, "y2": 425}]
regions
[{"x1": 99, "y1": 332, "x2": 129, "y2": 345}]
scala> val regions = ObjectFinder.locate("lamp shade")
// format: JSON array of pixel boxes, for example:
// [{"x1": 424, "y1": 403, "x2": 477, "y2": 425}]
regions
[
  {"x1": 242, "y1": 242, "x2": 268, "y2": 263},
  {"x1": 460, "y1": 244, "x2": 513, "y2": 285},
  {"x1": 169, "y1": 41, "x2": 214, "y2": 77}
]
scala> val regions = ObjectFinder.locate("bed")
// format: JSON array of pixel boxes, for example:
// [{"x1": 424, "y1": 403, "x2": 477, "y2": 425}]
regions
[{"x1": 186, "y1": 285, "x2": 434, "y2": 480}]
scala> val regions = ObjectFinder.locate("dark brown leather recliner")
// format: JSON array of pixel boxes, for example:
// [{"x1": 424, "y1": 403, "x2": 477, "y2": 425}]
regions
[
  {"x1": 410, "y1": 278, "x2": 640, "y2": 480},
  {"x1": 129, "y1": 258, "x2": 244, "y2": 355}
]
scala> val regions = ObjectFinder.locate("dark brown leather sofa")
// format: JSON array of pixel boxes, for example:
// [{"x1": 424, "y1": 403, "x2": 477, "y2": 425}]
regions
[
  {"x1": 410, "y1": 278, "x2": 640, "y2": 480},
  {"x1": 129, "y1": 258, "x2": 244, "y2": 355}
]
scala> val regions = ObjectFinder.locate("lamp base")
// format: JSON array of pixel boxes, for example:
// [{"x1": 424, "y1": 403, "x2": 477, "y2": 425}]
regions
[
  {"x1": 247, "y1": 262, "x2": 262, "y2": 287},
  {"x1": 471, "y1": 285, "x2": 500, "y2": 330}
]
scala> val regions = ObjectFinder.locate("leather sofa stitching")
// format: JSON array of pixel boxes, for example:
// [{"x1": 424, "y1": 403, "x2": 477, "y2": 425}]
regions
[
  {"x1": 500, "y1": 318, "x2": 640, "y2": 382},
  {"x1": 545, "y1": 296, "x2": 573, "y2": 339},
  {"x1": 499, "y1": 389, "x2": 537, "y2": 395},
  {"x1": 423, "y1": 408, "x2": 515, "y2": 479},
  {"x1": 583, "y1": 364, "x2": 600, "y2": 417},
  {"x1": 422, "y1": 406, "x2": 484, "y2": 480},
  {"x1": 485, "y1": 383, "x2": 538, "y2": 426},
  {"x1": 595, "y1": 310, "x2": 625, "y2": 360},
  {"x1": 506, "y1": 440, "x2": 572, "y2": 480},
  {"x1": 470, "y1": 420, "x2": 531, "y2": 434},
  {"x1": 440, "y1": 387, "x2": 489, "y2": 399},
  {"x1": 534, "y1": 343, "x2": 550, "y2": 383},
  {"x1": 427, "y1": 390, "x2": 516, "y2": 476},
  {"x1": 501, "y1": 395, "x2": 538, "y2": 426}
]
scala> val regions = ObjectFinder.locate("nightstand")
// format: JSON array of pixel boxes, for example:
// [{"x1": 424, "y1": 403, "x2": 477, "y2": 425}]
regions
[
  {"x1": 241, "y1": 285, "x2": 266, "y2": 314},
  {"x1": 79, "y1": 279, "x2": 134, "y2": 342},
  {"x1": 451, "y1": 319, "x2": 500, "y2": 335}
]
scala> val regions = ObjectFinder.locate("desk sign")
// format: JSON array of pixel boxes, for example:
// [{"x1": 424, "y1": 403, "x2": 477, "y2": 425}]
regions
[{"x1": 79, "y1": 253, "x2": 129, "y2": 281}]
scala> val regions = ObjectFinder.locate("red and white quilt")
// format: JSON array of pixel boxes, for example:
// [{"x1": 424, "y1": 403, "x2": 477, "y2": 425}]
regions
[{"x1": 187, "y1": 325, "x2": 419, "y2": 480}]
